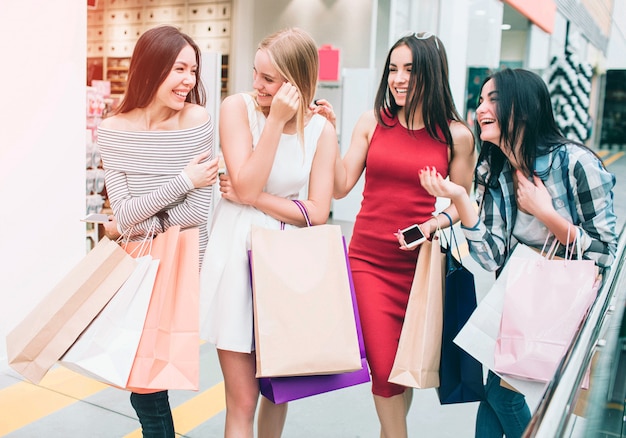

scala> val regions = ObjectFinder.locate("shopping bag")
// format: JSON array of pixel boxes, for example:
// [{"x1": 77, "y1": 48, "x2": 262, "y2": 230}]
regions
[
  {"x1": 259, "y1": 237, "x2": 370, "y2": 403},
  {"x1": 454, "y1": 244, "x2": 548, "y2": 409},
  {"x1": 59, "y1": 255, "x2": 159, "y2": 387},
  {"x1": 251, "y1": 223, "x2": 361, "y2": 377},
  {"x1": 124, "y1": 226, "x2": 201, "y2": 391},
  {"x1": 494, "y1": 238, "x2": 598, "y2": 382},
  {"x1": 251, "y1": 199, "x2": 361, "y2": 378},
  {"x1": 388, "y1": 233, "x2": 445, "y2": 388},
  {"x1": 437, "y1": 227, "x2": 484, "y2": 404},
  {"x1": 6, "y1": 237, "x2": 136, "y2": 383}
]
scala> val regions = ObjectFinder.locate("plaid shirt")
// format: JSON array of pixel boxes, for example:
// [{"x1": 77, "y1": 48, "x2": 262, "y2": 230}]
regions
[{"x1": 462, "y1": 143, "x2": 617, "y2": 271}]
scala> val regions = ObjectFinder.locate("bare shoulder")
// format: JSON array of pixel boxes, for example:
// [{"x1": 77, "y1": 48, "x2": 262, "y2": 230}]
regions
[
  {"x1": 359, "y1": 109, "x2": 377, "y2": 125},
  {"x1": 179, "y1": 103, "x2": 210, "y2": 129},
  {"x1": 98, "y1": 113, "x2": 125, "y2": 130},
  {"x1": 220, "y1": 93, "x2": 247, "y2": 112},
  {"x1": 450, "y1": 120, "x2": 475, "y2": 152},
  {"x1": 219, "y1": 94, "x2": 250, "y2": 127},
  {"x1": 356, "y1": 109, "x2": 378, "y2": 136}
]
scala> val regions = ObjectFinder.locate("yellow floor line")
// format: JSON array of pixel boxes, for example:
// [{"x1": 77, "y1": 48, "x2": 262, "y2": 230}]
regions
[
  {"x1": 597, "y1": 149, "x2": 611, "y2": 158},
  {"x1": 123, "y1": 382, "x2": 226, "y2": 438},
  {"x1": 0, "y1": 367, "x2": 108, "y2": 435},
  {"x1": 604, "y1": 151, "x2": 625, "y2": 167}
]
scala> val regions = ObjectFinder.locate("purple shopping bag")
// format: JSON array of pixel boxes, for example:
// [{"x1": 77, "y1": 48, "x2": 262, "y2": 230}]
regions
[{"x1": 257, "y1": 238, "x2": 370, "y2": 403}]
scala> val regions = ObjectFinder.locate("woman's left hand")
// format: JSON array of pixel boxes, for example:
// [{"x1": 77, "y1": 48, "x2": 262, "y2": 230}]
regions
[
  {"x1": 515, "y1": 171, "x2": 554, "y2": 217},
  {"x1": 219, "y1": 173, "x2": 245, "y2": 204}
]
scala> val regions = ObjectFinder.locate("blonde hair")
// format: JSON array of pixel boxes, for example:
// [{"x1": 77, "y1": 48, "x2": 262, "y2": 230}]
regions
[{"x1": 257, "y1": 28, "x2": 319, "y2": 143}]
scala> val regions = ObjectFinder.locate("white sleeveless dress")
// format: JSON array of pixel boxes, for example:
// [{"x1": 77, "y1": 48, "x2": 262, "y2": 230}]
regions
[{"x1": 199, "y1": 93, "x2": 326, "y2": 353}]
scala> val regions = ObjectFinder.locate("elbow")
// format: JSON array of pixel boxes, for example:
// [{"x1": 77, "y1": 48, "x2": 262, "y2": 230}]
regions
[
  {"x1": 333, "y1": 187, "x2": 348, "y2": 200},
  {"x1": 237, "y1": 191, "x2": 260, "y2": 207},
  {"x1": 309, "y1": 211, "x2": 331, "y2": 226}
]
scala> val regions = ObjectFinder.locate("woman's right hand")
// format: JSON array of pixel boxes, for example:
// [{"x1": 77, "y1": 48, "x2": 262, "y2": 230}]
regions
[
  {"x1": 184, "y1": 152, "x2": 219, "y2": 188},
  {"x1": 310, "y1": 98, "x2": 337, "y2": 128},
  {"x1": 102, "y1": 215, "x2": 121, "y2": 240},
  {"x1": 419, "y1": 166, "x2": 466, "y2": 199},
  {"x1": 268, "y1": 82, "x2": 300, "y2": 124}
]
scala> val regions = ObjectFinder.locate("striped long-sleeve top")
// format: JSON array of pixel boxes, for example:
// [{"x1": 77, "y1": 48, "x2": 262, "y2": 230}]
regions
[{"x1": 97, "y1": 119, "x2": 214, "y2": 259}]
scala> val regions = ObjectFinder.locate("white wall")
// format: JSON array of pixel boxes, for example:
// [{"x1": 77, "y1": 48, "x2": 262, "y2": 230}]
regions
[
  {"x1": 606, "y1": 0, "x2": 626, "y2": 69},
  {"x1": 230, "y1": 0, "x2": 375, "y2": 95},
  {"x1": 0, "y1": 0, "x2": 87, "y2": 365}
]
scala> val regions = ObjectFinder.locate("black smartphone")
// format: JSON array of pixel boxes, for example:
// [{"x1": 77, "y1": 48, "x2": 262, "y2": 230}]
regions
[{"x1": 400, "y1": 224, "x2": 427, "y2": 249}]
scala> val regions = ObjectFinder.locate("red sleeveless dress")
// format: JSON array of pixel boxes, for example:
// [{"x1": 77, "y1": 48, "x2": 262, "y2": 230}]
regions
[{"x1": 349, "y1": 116, "x2": 449, "y2": 397}]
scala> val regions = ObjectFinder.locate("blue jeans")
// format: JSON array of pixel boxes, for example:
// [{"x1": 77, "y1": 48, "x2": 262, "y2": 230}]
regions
[
  {"x1": 130, "y1": 391, "x2": 175, "y2": 438},
  {"x1": 475, "y1": 371, "x2": 531, "y2": 438}
]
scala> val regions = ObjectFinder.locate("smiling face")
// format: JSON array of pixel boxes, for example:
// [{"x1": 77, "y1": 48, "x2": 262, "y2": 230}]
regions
[
  {"x1": 155, "y1": 44, "x2": 197, "y2": 110},
  {"x1": 476, "y1": 79, "x2": 501, "y2": 145},
  {"x1": 252, "y1": 49, "x2": 285, "y2": 108},
  {"x1": 477, "y1": 77, "x2": 525, "y2": 168},
  {"x1": 387, "y1": 44, "x2": 413, "y2": 107}
]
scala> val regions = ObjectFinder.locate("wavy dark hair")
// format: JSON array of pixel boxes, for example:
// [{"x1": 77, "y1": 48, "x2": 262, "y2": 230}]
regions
[
  {"x1": 373, "y1": 32, "x2": 466, "y2": 154},
  {"x1": 114, "y1": 25, "x2": 206, "y2": 114},
  {"x1": 474, "y1": 68, "x2": 593, "y2": 185}
]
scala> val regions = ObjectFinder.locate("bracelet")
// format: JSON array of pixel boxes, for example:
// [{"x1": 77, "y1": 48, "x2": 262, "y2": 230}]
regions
[{"x1": 440, "y1": 211, "x2": 453, "y2": 228}]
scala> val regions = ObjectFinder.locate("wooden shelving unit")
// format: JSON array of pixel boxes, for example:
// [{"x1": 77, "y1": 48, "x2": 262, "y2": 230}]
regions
[{"x1": 87, "y1": 0, "x2": 232, "y2": 97}]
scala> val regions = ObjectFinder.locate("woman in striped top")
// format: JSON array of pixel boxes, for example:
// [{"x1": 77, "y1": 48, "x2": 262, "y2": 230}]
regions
[{"x1": 97, "y1": 25, "x2": 219, "y2": 438}]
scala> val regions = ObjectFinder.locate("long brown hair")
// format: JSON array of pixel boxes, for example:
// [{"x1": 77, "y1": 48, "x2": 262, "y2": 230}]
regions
[{"x1": 114, "y1": 25, "x2": 206, "y2": 114}]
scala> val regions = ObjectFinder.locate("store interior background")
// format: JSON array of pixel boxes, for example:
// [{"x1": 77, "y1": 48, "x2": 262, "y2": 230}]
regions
[{"x1": 1, "y1": 0, "x2": 625, "y2": 366}]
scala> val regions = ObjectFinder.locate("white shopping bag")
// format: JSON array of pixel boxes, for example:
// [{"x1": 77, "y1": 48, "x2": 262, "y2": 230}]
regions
[
  {"x1": 453, "y1": 244, "x2": 548, "y2": 411},
  {"x1": 60, "y1": 255, "x2": 159, "y2": 387}
]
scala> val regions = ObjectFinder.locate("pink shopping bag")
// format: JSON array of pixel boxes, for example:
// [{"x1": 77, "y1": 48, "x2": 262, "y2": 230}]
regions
[
  {"x1": 494, "y1": 241, "x2": 598, "y2": 382},
  {"x1": 124, "y1": 226, "x2": 201, "y2": 392}
]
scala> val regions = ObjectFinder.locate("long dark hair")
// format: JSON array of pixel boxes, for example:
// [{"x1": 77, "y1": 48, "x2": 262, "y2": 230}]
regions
[
  {"x1": 373, "y1": 32, "x2": 465, "y2": 152},
  {"x1": 115, "y1": 25, "x2": 206, "y2": 114},
  {"x1": 475, "y1": 68, "x2": 572, "y2": 183}
]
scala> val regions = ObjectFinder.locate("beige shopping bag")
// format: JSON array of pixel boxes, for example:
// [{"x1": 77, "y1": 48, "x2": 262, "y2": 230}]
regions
[
  {"x1": 388, "y1": 235, "x2": 445, "y2": 388},
  {"x1": 6, "y1": 237, "x2": 136, "y2": 383},
  {"x1": 250, "y1": 224, "x2": 361, "y2": 378}
]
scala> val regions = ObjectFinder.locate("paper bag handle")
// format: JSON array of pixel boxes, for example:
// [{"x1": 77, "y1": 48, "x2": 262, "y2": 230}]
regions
[{"x1": 279, "y1": 199, "x2": 312, "y2": 230}]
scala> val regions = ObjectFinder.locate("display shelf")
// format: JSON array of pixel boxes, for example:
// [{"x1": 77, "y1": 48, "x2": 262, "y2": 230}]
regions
[{"x1": 88, "y1": 0, "x2": 232, "y2": 97}]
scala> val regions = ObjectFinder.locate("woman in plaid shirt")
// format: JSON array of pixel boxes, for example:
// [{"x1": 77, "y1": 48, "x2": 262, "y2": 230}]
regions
[{"x1": 419, "y1": 68, "x2": 617, "y2": 438}]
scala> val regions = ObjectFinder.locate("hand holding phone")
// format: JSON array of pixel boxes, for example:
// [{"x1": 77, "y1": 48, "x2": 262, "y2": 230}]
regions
[{"x1": 399, "y1": 224, "x2": 427, "y2": 249}]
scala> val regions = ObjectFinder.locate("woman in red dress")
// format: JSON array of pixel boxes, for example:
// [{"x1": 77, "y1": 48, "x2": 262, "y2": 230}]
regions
[{"x1": 329, "y1": 32, "x2": 476, "y2": 437}]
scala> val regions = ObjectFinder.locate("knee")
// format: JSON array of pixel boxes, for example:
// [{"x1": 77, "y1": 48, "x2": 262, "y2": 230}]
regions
[{"x1": 225, "y1": 390, "x2": 258, "y2": 420}]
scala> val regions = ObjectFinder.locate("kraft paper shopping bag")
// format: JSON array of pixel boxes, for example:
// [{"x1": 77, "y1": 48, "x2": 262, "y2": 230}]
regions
[
  {"x1": 389, "y1": 234, "x2": 445, "y2": 389},
  {"x1": 6, "y1": 237, "x2": 136, "y2": 383},
  {"x1": 124, "y1": 226, "x2": 201, "y2": 391},
  {"x1": 60, "y1": 255, "x2": 159, "y2": 387},
  {"x1": 259, "y1": 237, "x2": 370, "y2": 403},
  {"x1": 251, "y1": 223, "x2": 361, "y2": 378}
]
